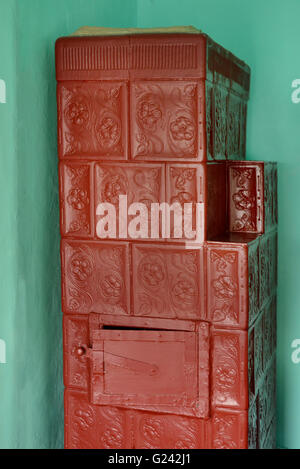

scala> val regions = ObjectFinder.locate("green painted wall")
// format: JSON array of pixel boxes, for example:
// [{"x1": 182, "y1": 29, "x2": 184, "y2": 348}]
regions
[
  {"x1": 0, "y1": 0, "x2": 137, "y2": 449},
  {"x1": 0, "y1": 0, "x2": 18, "y2": 450},
  {"x1": 137, "y1": 0, "x2": 300, "y2": 449},
  {"x1": 0, "y1": 0, "x2": 299, "y2": 450}
]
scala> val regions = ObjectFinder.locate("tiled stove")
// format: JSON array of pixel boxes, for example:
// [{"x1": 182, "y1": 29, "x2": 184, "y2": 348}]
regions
[{"x1": 56, "y1": 29, "x2": 277, "y2": 449}]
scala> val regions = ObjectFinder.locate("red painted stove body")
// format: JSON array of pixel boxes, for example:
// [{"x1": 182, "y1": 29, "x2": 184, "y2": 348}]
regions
[{"x1": 55, "y1": 32, "x2": 277, "y2": 449}]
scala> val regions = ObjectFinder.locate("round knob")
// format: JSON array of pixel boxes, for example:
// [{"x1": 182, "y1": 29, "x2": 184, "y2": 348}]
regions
[{"x1": 76, "y1": 346, "x2": 86, "y2": 357}]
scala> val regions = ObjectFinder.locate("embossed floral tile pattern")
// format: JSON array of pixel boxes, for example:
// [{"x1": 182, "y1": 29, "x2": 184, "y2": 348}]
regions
[
  {"x1": 56, "y1": 33, "x2": 250, "y2": 162},
  {"x1": 95, "y1": 163, "x2": 164, "y2": 207},
  {"x1": 57, "y1": 82, "x2": 128, "y2": 159},
  {"x1": 63, "y1": 292, "x2": 276, "y2": 449},
  {"x1": 63, "y1": 315, "x2": 90, "y2": 390},
  {"x1": 59, "y1": 160, "x2": 207, "y2": 241},
  {"x1": 228, "y1": 162, "x2": 277, "y2": 235},
  {"x1": 59, "y1": 162, "x2": 92, "y2": 237},
  {"x1": 166, "y1": 163, "x2": 205, "y2": 241},
  {"x1": 206, "y1": 244, "x2": 248, "y2": 329},
  {"x1": 131, "y1": 81, "x2": 201, "y2": 160},
  {"x1": 59, "y1": 161, "x2": 166, "y2": 239},
  {"x1": 206, "y1": 84, "x2": 247, "y2": 161},
  {"x1": 59, "y1": 183, "x2": 277, "y2": 448},
  {"x1": 61, "y1": 241, "x2": 205, "y2": 320},
  {"x1": 263, "y1": 163, "x2": 278, "y2": 233},
  {"x1": 59, "y1": 160, "x2": 276, "y2": 242},
  {"x1": 247, "y1": 237, "x2": 277, "y2": 448},
  {"x1": 207, "y1": 229, "x2": 277, "y2": 330},
  {"x1": 61, "y1": 240, "x2": 130, "y2": 315},
  {"x1": 65, "y1": 389, "x2": 248, "y2": 449},
  {"x1": 56, "y1": 33, "x2": 277, "y2": 449},
  {"x1": 132, "y1": 244, "x2": 204, "y2": 320},
  {"x1": 94, "y1": 162, "x2": 165, "y2": 239},
  {"x1": 248, "y1": 238, "x2": 260, "y2": 326},
  {"x1": 248, "y1": 303, "x2": 277, "y2": 449},
  {"x1": 211, "y1": 329, "x2": 248, "y2": 410},
  {"x1": 57, "y1": 79, "x2": 247, "y2": 162},
  {"x1": 228, "y1": 164, "x2": 262, "y2": 233}
]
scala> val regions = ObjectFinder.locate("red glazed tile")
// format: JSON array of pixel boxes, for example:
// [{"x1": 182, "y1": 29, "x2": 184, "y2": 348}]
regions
[
  {"x1": 64, "y1": 389, "x2": 131, "y2": 449},
  {"x1": 226, "y1": 92, "x2": 242, "y2": 160},
  {"x1": 239, "y1": 101, "x2": 247, "y2": 158},
  {"x1": 56, "y1": 31, "x2": 278, "y2": 451},
  {"x1": 257, "y1": 361, "x2": 276, "y2": 449},
  {"x1": 254, "y1": 313, "x2": 263, "y2": 394},
  {"x1": 263, "y1": 298, "x2": 274, "y2": 372},
  {"x1": 64, "y1": 390, "x2": 249, "y2": 449},
  {"x1": 56, "y1": 33, "x2": 250, "y2": 162},
  {"x1": 258, "y1": 231, "x2": 278, "y2": 311},
  {"x1": 269, "y1": 231, "x2": 278, "y2": 293},
  {"x1": 59, "y1": 161, "x2": 92, "y2": 237},
  {"x1": 61, "y1": 240, "x2": 130, "y2": 315},
  {"x1": 264, "y1": 163, "x2": 278, "y2": 233},
  {"x1": 248, "y1": 237, "x2": 260, "y2": 325},
  {"x1": 65, "y1": 390, "x2": 209, "y2": 450},
  {"x1": 56, "y1": 36, "x2": 130, "y2": 82},
  {"x1": 207, "y1": 86, "x2": 247, "y2": 161},
  {"x1": 132, "y1": 243, "x2": 205, "y2": 320},
  {"x1": 248, "y1": 397, "x2": 259, "y2": 449},
  {"x1": 258, "y1": 389, "x2": 268, "y2": 448},
  {"x1": 130, "y1": 81, "x2": 203, "y2": 161},
  {"x1": 265, "y1": 359, "x2": 277, "y2": 434},
  {"x1": 57, "y1": 81, "x2": 128, "y2": 159},
  {"x1": 270, "y1": 295, "x2": 277, "y2": 355},
  {"x1": 210, "y1": 408, "x2": 248, "y2": 449},
  {"x1": 63, "y1": 315, "x2": 89, "y2": 390},
  {"x1": 211, "y1": 328, "x2": 248, "y2": 410},
  {"x1": 129, "y1": 34, "x2": 206, "y2": 81},
  {"x1": 166, "y1": 163, "x2": 205, "y2": 242},
  {"x1": 228, "y1": 162, "x2": 263, "y2": 233},
  {"x1": 248, "y1": 327, "x2": 255, "y2": 408},
  {"x1": 133, "y1": 411, "x2": 207, "y2": 449},
  {"x1": 212, "y1": 85, "x2": 228, "y2": 160},
  {"x1": 206, "y1": 243, "x2": 248, "y2": 329},
  {"x1": 205, "y1": 82, "x2": 214, "y2": 161},
  {"x1": 94, "y1": 163, "x2": 165, "y2": 240},
  {"x1": 259, "y1": 234, "x2": 271, "y2": 309}
]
